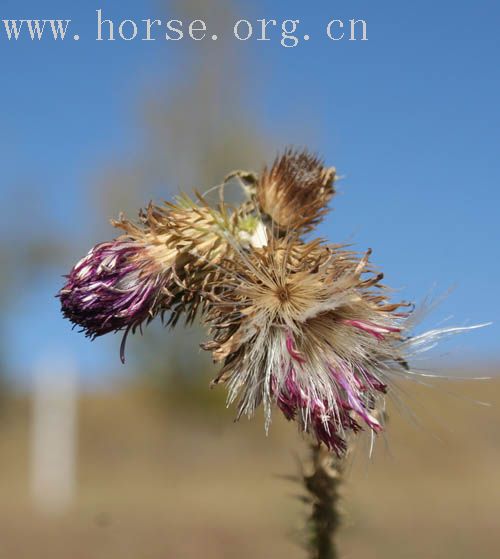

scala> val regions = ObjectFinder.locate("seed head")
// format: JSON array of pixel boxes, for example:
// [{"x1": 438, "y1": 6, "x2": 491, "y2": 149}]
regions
[{"x1": 202, "y1": 237, "x2": 410, "y2": 454}]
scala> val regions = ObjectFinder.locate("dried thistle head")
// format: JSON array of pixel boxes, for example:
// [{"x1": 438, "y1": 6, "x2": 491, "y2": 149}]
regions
[
  {"x1": 202, "y1": 236, "x2": 411, "y2": 455},
  {"x1": 256, "y1": 148, "x2": 336, "y2": 234},
  {"x1": 59, "y1": 146, "x2": 485, "y2": 455}
]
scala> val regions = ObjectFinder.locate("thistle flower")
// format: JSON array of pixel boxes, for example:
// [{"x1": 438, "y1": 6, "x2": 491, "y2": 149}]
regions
[
  {"x1": 256, "y1": 148, "x2": 336, "y2": 234},
  {"x1": 58, "y1": 195, "x2": 261, "y2": 356},
  {"x1": 202, "y1": 237, "x2": 415, "y2": 455},
  {"x1": 58, "y1": 235, "x2": 178, "y2": 362},
  {"x1": 59, "y1": 148, "x2": 486, "y2": 456}
]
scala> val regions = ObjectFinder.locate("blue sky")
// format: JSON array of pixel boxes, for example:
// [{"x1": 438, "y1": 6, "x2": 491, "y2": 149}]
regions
[{"x1": 1, "y1": 0, "x2": 498, "y2": 382}]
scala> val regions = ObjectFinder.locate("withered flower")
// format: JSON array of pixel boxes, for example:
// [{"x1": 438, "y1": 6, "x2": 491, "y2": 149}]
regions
[
  {"x1": 256, "y1": 148, "x2": 336, "y2": 234},
  {"x1": 59, "y1": 238, "x2": 173, "y2": 360},
  {"x1": 58, "y1": 195, "x2": 257, "y2": 359},
  {"x1": 203, "y1": 237, "x2": 411, "y2": 454},
  {"x1": 59, "y1": 148, "x2": 486, "y2": 455}
]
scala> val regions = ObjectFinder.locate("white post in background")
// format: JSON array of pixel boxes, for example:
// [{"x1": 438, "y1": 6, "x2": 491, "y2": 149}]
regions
[{"x1": 30, "y1": 355, "x2": 78, "y2": 514}]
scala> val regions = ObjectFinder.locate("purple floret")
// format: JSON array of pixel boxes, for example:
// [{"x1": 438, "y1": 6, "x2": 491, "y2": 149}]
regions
[{"x1": 58, "y1": 241, "x2": 166, "y2": 361}]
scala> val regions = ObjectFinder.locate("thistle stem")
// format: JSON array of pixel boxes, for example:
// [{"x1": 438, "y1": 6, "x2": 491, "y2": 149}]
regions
[{"x1": 303, "y1": 443, "x2": 343, "y2": 559}]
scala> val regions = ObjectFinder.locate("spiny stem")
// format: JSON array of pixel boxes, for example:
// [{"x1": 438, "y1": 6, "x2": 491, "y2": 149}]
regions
[{"x1": 303, "y1": 443, "x2": 343, "y2": 559}]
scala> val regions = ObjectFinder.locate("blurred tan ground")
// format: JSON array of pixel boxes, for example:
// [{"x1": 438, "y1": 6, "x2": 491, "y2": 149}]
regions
[{"x1": 0, "y1": 375, "x2": 499, "y2": 559}]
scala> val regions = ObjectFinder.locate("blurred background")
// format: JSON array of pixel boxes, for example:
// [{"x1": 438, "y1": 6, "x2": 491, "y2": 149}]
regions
[{"x1": 0, "y1": 0, "x2": 499, "y2": 557}]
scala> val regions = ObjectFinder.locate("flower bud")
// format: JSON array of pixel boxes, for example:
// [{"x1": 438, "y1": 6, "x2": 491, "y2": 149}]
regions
[{"x1": 257, "y1": 148, "x2": 336, "y2": 233}]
